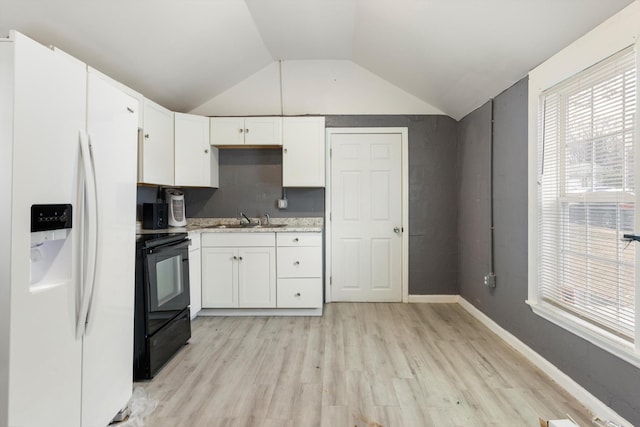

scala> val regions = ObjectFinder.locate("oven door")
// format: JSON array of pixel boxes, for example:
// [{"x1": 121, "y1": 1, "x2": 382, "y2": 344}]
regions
[{"x1": 144, "y1": 238, "x2": 190, "y2": 314}]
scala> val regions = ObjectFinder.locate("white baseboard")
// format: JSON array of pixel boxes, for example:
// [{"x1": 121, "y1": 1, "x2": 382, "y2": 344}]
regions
[
  {"x1": 408, "y1": 294, "x2": 460, "y2": 303},
  {"x1": 457, "y1": 297, "x2": 632, "y2": 427}
]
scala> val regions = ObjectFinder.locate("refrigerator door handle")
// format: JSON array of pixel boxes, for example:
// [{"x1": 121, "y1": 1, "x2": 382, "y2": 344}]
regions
[{"x1": 77, "y1": 130, "x2": 99, "y2": 339}]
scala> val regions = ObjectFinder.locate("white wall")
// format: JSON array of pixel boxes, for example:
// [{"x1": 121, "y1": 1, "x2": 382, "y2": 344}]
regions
[{"x1": 190, "y1": 60, "x2": 444, "y2": 116}]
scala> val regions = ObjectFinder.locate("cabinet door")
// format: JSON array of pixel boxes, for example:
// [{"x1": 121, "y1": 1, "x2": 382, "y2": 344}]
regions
[
  {"x1": 139, "y1": 99, "x2": 174, "y2": 185},
  {"x1": 210, "y1": 117, "x2": 244, "y2": 146},
  {"x1": 188, "y1": 247, "x2": 201, "y2": 317},
  {"x1": 282, "y1": 117, "x2": 325, "y2": 187},
  {"x1": 175, "y1": 112, "x2": 210, "y2": 187},
  {"x1": 201, "y1": 247, "x2": 237, "y2": 308},
  {"x1": 188, "y1": 232, "x2": 202, "y2": 318},
  {"x1": 238, "y1": 247, "x2": 276, "y2": 308},
  {"x1": 244, "y1": 117, "x2": 282, "y2": 146}
]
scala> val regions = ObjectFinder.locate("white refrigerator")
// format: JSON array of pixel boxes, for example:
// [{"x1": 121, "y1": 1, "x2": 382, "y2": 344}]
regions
[{"x1": 0, "y1": 31, "x2": 138, "y2": 427}]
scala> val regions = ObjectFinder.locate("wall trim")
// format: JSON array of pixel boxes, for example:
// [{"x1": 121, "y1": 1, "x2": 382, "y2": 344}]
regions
[
  {"x1": 457, "y1": 297, "x2": 632, "y2": 427},
  {"x1": 408, "y1": 294, "x2": 459, "y2": 303}
]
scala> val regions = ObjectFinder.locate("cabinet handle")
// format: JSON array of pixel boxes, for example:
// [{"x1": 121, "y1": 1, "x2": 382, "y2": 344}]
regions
[
  {"x1": 294, "y1": 293, "x2": 301, "y2": 297},
  {"x1": 126, "y1": 107, "x2": 134, "y2": 113},
  {"x1": 233, "y1": 256, "x2": 237, "y2": 260},
  {"x1": 283, "y1": 148, "x2": 288, "y2": 153},
  {"x1": 293, "y1": 238, "x2": 299, "y2": 242},
  {"x1": 238, "y1": 256, "x2": 243, "y2": 261},
  {"x1": 239, "y1": 128, "x2": 244, "y2": 133},
  {"x1": 245, "y1": 128, "x2": 249, "y2": 133},
  {"x1": 144, "y1": 133, "x2": 149, "y2": 139},
  {"x1": 294, "y1": 261, "x2": 300, "y2": 266},
  {"x1": 204, "y1": 149, "x2": 209, "y2": 154}
]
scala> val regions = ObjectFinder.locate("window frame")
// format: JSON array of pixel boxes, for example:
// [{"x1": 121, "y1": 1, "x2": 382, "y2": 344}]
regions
[{"x1": 527, "y1": 3, "x2": 640, "y2": 368}]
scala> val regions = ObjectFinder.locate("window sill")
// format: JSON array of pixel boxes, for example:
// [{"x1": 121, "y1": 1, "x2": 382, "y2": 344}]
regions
[{"x1": 526, "y1": 300, "x2": 640, "y2": 368}]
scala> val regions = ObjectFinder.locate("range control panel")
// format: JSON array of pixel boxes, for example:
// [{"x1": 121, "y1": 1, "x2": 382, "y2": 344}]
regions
[{"x1": 31, "y1": 204, "x2": 72, "y2": 232}]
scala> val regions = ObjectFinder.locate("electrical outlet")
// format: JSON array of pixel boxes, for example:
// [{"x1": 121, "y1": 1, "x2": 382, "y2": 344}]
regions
[
  {"x1": 484, "y1": 273, "x2": 496, "y2": 288},
  {"x1": 277, "y1": 199, "x2": 288, "y2": 209}
]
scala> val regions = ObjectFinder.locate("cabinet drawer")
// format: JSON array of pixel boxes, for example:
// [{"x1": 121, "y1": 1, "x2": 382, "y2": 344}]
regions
[
  {"x1": 276, "y1": 232, "x2": 322, "y2": 247},
  {"x1": 277, "y1": 278, "x2": 322, "y2": 308},
  {"x1": 277, "y1": 246, "x2": 322, "y2": 277},
  {"x1": 202, "y1": 232, "x2": 275, "y2": 247}
]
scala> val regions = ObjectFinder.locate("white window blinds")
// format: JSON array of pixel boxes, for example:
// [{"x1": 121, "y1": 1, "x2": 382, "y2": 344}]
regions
[{"x1": 538, "y1": 46, "x2": 636, "y2": 341}]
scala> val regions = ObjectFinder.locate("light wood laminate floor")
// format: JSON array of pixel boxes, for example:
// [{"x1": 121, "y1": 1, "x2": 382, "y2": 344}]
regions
[{"x1": 137, "y1": 303, "x2": 593, "y2": 427}]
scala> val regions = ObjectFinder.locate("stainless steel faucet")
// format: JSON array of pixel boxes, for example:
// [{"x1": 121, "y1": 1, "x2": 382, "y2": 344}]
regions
[{"x1": 264, "y1": 213, "x2": 270, "y2": 225}]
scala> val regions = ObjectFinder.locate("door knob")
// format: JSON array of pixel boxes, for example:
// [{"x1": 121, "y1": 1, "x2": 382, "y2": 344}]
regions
[{"x1": 394, "y1": 227, "x2": 401, "y2": 233}]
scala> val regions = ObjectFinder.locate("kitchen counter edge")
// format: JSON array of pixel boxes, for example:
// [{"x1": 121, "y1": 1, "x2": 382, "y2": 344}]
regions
[{"x1": 138, "y1": 217, "x2": 324, "y2": 234}]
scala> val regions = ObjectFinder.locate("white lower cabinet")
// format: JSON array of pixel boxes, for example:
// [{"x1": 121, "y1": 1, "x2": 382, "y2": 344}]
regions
[
  {"x1": 277, "y1": 278, "x2": 322, "y2": 308},
  {"x1": 188, "y1": 232, "x2": 201, "y2": 319},
  {"x1": 276, "y1": 232, "x2": 323, "y2": 308},
  {"x1": 238, "y1": 247, "x2": 276, "y2": 307},
  {"x1": 202, "y1": 247, "x2": 236, "y2": 308},
  {"x1": 200, "y1": 231, "x2": 323, "y2": 312},
  {"x1": 201, "y1": 233, "x2": 276, "y2": 308}
]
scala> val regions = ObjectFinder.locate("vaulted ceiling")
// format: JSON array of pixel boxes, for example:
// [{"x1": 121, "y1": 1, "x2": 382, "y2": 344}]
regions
[{"x1": 1, "y1": 0, "x2": 634, "y2": 120}]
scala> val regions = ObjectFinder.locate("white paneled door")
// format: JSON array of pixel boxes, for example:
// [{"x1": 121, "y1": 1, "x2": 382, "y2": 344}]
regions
[{"x1": 330, "y1": 132, "x2": 403, "y2": 302}]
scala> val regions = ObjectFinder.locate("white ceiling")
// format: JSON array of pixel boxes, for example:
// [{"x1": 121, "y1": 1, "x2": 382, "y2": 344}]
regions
[{"x1": 1, "y1": 0, "x2": 634, "y2": 119}]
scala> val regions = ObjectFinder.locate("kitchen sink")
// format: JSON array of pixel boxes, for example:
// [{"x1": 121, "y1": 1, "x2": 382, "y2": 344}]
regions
[
  {"x1": 202, "y1": 224, "x2": 247, "y2": 229},
  {"x1": 202, "y1": 223, "x2": 287, "y2": 229}
]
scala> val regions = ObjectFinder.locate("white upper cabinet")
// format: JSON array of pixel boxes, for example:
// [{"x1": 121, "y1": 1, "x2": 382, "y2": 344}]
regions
[
  {"x1": 210, "y1": 117, "x2": 282, "y2": 146},
  {"x1": 210, "y1": 117, "x2": 244, "y2": 145},
  {"x1": 138, "y1": 98, "x2": 174, "y2": 186},
  {"x1": 174, "y1": 112, "x2": 218, "y2": 188},
  {"x1": 282, "y1": 117, "x2": 325, "y2": 187}
]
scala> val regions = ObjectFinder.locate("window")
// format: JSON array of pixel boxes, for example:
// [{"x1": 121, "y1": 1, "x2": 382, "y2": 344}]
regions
[
  {"x1": 539, "y1": 46, "x2": 636, "y2": 338},
  {"x1": 529, "y1": 42, "x2": 640, "y2": 366}
]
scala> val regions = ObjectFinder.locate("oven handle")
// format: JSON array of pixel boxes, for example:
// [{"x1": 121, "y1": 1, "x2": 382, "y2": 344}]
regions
[
  {"x1": 76, "y1": 131, "x2": 99, "y2": 339},
  {"x1": 146, "y1": 238, "x2": 190, "y2": 254}
]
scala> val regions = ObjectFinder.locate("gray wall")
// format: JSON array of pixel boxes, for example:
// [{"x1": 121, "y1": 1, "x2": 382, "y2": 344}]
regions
[
  {"x1": 457, "y1": 103, "x2": 492, "y2": 299},
  {"x1": 458, "y1": 78, "x2": 640, "y2": 424},
  {"x1": 326, "y1": 116, "x2": 459, "y2": 295},
  {"x1": 182, "y1": 149, "x2": 324, "y2": 218}
]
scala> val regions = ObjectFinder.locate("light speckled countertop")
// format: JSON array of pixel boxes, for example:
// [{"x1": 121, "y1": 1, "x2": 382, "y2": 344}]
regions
[{"x1": 137, "y1": 217, "x2": 323, "y2": 234}]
